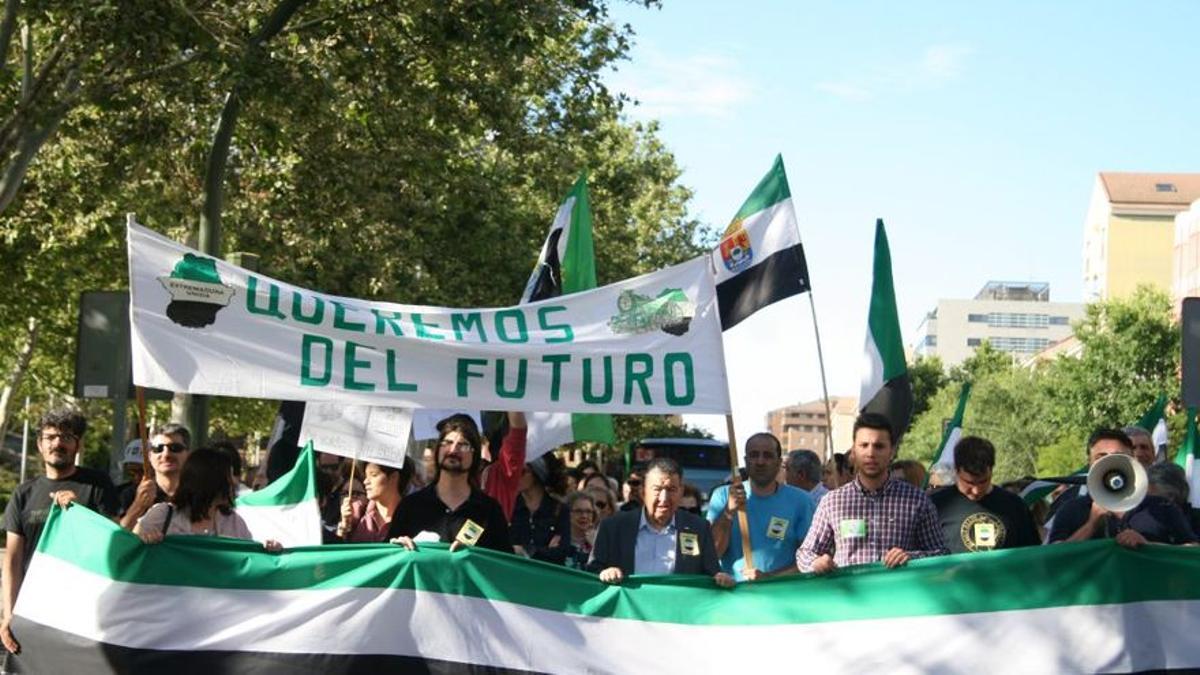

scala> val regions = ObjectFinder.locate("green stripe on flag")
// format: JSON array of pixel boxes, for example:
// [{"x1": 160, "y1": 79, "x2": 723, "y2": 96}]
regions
[
  {"x1": 558, "y1": 173, "x2": 614, "y2": 444},
  {"x1": 560, "y1": 173, "x2": 597, "y2": 295},
  {"x1": 1174, "y1": 407, "x2": 1197, "y2": 469},
  {"x1": 868, "y1": 219, "x2": 907, "y2": 381},
  {"x1": 730, "y1": 154, "x2": 791, "y2": 223},
  {"x1": 236, "y1": 441, "x2": 317, "y2": 506},
  {"x1": 1137, "y1": 394, "x2": 1167, "y2": 432},
  {"x1": 927, "y1": 381, "x2": 971, "y2": 482},
  {"x1": 34, "y1": 504, "x2": 1200, "y2": 627}
]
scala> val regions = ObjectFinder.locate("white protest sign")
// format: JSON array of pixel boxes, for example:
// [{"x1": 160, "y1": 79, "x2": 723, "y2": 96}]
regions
[
  {"x1": 298, "y1": 402, "x2": 412, "y2": 469},
  {"x1": 411, "y1": 409, "x2": 483, "y2": 441},
  {"x1": 128, "y1": 221, "x2": 731, "y2": 414}
]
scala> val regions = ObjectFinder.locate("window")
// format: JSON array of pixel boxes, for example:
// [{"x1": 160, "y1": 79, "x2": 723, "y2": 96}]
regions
[
  {"x1": 967, "y1": 338, "x2": 982, "y2": 347},
  {"x1": 1156, "y1": 183, "x2": 1178, "y2": 193},
  {"x1": 986, "y1": 312, "x2": 1049, "y2": 329},
  {"x1": 923, "y1": 334, "x2": 938, "y2": 346},
  {"x1": 1049, "y1": 316, "x2": 1069, "y2": 326},
  {"x1": 967, "y1": 314, "x2": 988, "y2": 323},
  {"x1": 988, "y1": 336, "x2": 1052, "y2": 353}
]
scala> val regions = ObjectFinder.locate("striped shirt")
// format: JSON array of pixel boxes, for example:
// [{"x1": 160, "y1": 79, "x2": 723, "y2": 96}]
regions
[{"x1": 796, "y1": 478, "x2": 948, "y2": 571}]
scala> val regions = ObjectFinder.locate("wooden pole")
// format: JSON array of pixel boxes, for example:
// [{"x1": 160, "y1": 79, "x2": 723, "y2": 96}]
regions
[
  {"x1": 725, "y1": 414, "x2": 754, "y2": 571},
  {"x1": 136, "y1": 386, "x2": 151, "y2": 477}
]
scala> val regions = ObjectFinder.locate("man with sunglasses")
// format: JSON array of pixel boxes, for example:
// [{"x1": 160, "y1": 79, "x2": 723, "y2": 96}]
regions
[
  {"x1": 118, "y1": 423, "x2": 192, "y2": 530},
  {"x1": 3, "y1": 409, "x2": 117, "y2": 656}
]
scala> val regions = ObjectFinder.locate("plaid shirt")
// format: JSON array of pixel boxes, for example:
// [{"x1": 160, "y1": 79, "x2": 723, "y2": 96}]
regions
[{"x1": 796, "y1": 477, "x2": 948, "y2": 571}]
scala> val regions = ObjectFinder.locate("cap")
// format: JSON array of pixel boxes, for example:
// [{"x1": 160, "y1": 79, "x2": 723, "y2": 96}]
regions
[{"x1": 527, "y1": 457, "x2": 549, "y2": 486}]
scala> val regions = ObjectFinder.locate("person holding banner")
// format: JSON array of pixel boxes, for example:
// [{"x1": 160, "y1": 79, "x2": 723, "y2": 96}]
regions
[
  {"x1": 119, "y1": 423, "x2": 192, "y2": 530},
  {"x1": 707, "y1": 433, "x2": 814, "y2": 582},
  {"x1": 2, "y1": 409, "x2": 117, "y2": 657},
  {"x1": 338, "y1": 462, "x2": 414, "y2": 543},
  {"x1": 133, "y1": 449, "x2": 281, "y2": 551},
  {"x1": 589, "y1": 458, "x2": 734, "y2": 588},
  {"x1": 388, "y1": 416, "x2": 514, "y2": 553},
  {"x1": 796, "y1": 413, "x2": 947, "y2": 574}
]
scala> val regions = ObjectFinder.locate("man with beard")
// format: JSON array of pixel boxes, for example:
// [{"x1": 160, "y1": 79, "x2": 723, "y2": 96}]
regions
[
  {"x1": 388, "y1": 415, "x2": 513, "y2": 553},
  {"x1": 2, "y1": 409, "x2": 117, "y2": 655},
  {"x1": 119, "y1": 423, "x2": 192, "y2": 529},
  {"x1": 707, "y1": 433, "x2": 814, "y2": 581},
  {"x1": 796, "y1": 413, "x2": 947, "y2": 574}
]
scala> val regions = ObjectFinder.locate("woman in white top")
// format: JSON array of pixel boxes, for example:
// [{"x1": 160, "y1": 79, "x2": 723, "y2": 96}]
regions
[{"x1": 134, "y1": 448, "x2": 280, "y2": 550}]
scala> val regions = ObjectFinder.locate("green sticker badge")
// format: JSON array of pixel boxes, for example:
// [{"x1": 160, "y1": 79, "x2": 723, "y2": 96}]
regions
[{"x1": 839, "y1": 518, "x2": 867, "y2": 539}]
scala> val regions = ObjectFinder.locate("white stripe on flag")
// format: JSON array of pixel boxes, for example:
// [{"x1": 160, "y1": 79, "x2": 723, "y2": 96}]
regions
[{"x1": 17, "y1": 553, "x2": 1200, "y2": 674}]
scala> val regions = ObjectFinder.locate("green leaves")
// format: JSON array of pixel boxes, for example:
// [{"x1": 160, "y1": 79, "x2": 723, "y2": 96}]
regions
[{"x1": 904, "y1": 286, "x2": 1180, "y2": 483}]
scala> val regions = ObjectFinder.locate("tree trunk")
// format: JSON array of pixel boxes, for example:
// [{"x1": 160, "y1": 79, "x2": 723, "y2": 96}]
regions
[
  {"x1": 180, "y1": 0, "x2": 309, "y2": 444},
  {"x1": 0, "y1": 316, "x2": 38, "y2": 440}
]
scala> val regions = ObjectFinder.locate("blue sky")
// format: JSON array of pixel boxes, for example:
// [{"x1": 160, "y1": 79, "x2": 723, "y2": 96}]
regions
[{"x1": 604, "y1": 1, "x2": 1200, "y2": 444}]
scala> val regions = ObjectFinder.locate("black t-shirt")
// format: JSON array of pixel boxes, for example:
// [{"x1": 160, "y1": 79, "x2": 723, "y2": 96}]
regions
[
  {"x1": 1048, "y1": 494, "x2": 1198, "y2": 544},
  {"x1": 116, "y1": 481, "x2": 169, "y2": 518},
  {"x1": 930, "y1": 485, "x2": 1040, "y2": 553},
  {"x1": 510, "y1": 494, "x2": 569, "y2": 555},
  {"x1": 388, "y1": 485, "x2": 513, "y2": 553},
  {"x1": 3, "y1": 468, "x2": 118, "y2": 563}
]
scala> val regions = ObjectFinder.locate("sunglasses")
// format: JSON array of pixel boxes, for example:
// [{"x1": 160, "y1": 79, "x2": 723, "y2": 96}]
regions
[
  {"x1": 627, "y1": 480, "x2": 642, "y2": 487},
  {"x1": 151, "y1": 442, "x2": 187, "y2": 454}
]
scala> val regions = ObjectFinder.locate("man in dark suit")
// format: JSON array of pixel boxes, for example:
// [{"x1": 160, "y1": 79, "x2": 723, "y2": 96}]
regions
[{"x1": 590, "y1": 457, "x2": 734, "y2": 588}]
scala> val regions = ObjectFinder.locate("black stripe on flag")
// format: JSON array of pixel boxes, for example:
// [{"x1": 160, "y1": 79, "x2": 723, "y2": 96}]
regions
[
  {"x1": 861, "y1": 373, "x2": 914, "y2": 443},
  {"x1": 10, "y1": 617, "x2": 541, "y2": 675},
  {"x1": 716, "y1": 242, "x2": 810, "y2": 330}
]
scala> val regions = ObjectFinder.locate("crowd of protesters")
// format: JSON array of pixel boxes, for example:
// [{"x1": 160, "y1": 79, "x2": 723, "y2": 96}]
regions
[{"x1": 3, "y1": 405, "x2": 1198, "y2": 660}]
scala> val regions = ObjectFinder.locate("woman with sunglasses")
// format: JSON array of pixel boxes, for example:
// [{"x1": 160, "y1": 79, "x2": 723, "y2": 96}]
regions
[
  {"x1": 134, "y1": 448, "x2": 280, "y2": 550},
  {"x1": 584, "y1": 485, "x2": 617, "y2": 523}
]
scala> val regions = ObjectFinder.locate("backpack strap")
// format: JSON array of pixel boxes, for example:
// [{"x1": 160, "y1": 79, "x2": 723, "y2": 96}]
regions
[{"x1": 161, "y1": 504, "x2": 175, "y2": 535}]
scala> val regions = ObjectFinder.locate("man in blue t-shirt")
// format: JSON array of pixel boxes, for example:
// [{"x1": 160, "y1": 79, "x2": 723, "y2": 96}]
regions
[{"x1": 708, "y1": 432, "x2": 814, "y2": 581}]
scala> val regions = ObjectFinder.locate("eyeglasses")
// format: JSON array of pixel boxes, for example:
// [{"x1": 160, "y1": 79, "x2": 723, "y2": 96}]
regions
[
  {"x1": 151, "y1": 442, "x2": 187, "y2": 454},
  {"x1": 40, "y1": 432, "x2": 78, "y2": 445}
]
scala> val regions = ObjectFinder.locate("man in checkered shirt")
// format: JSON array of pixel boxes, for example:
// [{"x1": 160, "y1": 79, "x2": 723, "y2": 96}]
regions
[{"x1": 796, "y1": 413, "x2": 948, "y2": 574}]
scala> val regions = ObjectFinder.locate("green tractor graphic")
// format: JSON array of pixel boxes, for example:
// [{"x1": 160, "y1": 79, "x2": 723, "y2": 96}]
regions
[{"x1": 609, "y1": 288, "x2": 695, "y2": 336}]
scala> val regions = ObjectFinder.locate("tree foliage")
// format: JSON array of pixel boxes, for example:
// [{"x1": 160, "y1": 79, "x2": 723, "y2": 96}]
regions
[
  {"x1": 0, "y1": 1, "x2": 704, "y2": 462},
  {"x1": 902, "y1": 287, "x2": 1180, "y2": 483}
]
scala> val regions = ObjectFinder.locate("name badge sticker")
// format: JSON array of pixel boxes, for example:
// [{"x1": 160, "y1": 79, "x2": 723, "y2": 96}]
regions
[
  {"x1": 839, "y1": 518, "x2": 867, "y2": 539},
  {"x1": 679, "y1": 532, "x2": 700, "y2": 556},
  {"x1": 766, "y1": 516, "x2": 789, "y2": 540},
  {"x1": 973, "y1": 522, "x2": 996, "y2": 549},
  {"x1": 455, "y1": 519, "x2": 485, "y2": 547}
]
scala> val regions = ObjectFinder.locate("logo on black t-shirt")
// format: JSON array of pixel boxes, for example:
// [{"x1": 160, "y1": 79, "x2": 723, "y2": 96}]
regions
[{"x1": 960, "y1": 512, "x2": 1006, "y2": 552}]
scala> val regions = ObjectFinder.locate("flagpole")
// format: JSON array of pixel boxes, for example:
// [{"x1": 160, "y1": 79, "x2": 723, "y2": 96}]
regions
[
  {"x1": 136, "y1": 386, "x2": 151, "y2": 478},
  {"x1": 807, "y1": 292, "x2": 836, "y2": 461},
  {"x1": 724, "y1": 414, "x2": 755, "y2": 572}
]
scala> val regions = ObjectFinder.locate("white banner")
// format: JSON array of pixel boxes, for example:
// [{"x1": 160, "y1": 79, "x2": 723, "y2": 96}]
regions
[
  {"x1": 299, "y1": 403, "x2": 412, "y2": 468},
  {"x1": 128, "y1": 222, "x2": 730, "y2": 414}
]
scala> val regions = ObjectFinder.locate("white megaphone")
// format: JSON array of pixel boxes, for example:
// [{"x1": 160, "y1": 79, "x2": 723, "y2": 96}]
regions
[{"x1": 1086, "y1": 453, "x2": 1148, "y2": 513}]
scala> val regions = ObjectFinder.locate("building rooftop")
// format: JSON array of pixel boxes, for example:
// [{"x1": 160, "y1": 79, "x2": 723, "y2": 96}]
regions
[
  {"x1": 974, "y1": 281, "x2": 1050, "y2": 302},
  {"x1": 1100, "y1": 172, "x2": 1200, "y2": 208}
]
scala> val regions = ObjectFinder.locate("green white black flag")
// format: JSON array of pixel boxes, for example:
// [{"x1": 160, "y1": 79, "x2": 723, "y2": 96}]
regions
[{"x1": 858, "y1": 219, "x2": 913, "y2": 440}]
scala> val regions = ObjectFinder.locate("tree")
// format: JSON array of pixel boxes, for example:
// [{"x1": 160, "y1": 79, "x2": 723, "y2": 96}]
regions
[
  {"x1": 0, "y1": 2, "x2": 704, "y2": 455},
  {"x1": 1045, "y1": 286, "x2": 1178, "y2": 441},
  {"x1": 908, "y1": 355, "x2": 947, "y2": 430}
]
